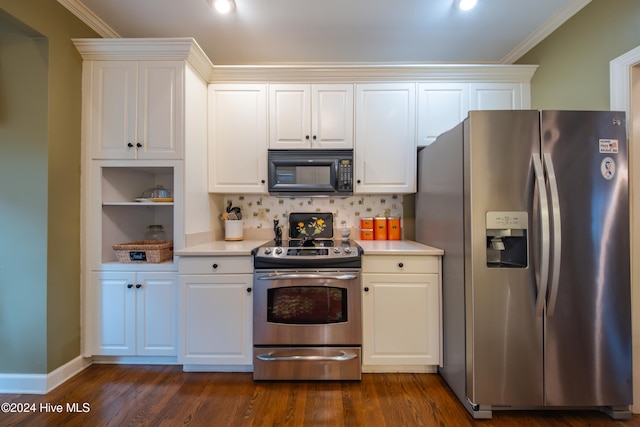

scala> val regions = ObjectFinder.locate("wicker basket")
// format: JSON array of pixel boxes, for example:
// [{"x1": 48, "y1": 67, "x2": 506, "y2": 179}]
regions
[{"x1": 112, "y1": 240, "x2": 173, "y2": 263}]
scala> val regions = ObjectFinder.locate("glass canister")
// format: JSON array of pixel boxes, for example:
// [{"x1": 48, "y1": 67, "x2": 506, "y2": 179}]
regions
[{"x1": 145, "y1": 224, "x2": 166, "y2": 241}]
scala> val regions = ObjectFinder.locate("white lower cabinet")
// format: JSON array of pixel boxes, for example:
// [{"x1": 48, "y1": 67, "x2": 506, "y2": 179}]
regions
[
  {"x1": 94, "y1": 271, "x2": 177, "y2": 356},
  {"x1": 362, "y1": 255, "x2": 441, "y2": 370},
  {"x1": 178, "y1": 256, "x2": 253, "y2": 367}
]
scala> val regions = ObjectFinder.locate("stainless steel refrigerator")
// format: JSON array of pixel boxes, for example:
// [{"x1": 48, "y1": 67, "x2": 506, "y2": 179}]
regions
[{"x1": 415, "y1": 110, "x2": 632, "y2": 419}]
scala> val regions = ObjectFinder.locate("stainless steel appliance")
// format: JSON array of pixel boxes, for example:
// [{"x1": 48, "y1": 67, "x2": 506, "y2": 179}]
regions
[
  {"x1": 415, "y1": 110, "x2": 632, "y2": 419},
  {"x1": 267, "y1": 149, "x2": 354, "y2": 196},
  {"x1": 252, "y1": 213, "x2": 363, "y2": 380}
]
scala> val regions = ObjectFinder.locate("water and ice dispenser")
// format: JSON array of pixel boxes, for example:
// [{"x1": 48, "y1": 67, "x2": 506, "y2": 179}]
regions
[{"x1": 486, "y1": 211, "x2": 528, "y2": 268}]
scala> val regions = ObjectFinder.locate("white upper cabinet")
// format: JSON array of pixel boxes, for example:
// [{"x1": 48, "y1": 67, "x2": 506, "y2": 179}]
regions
[
  {"x1": 469, "y1": 82, "x2": 527, "y2": 111},
  {"x1": 355, "y1": 83, "x2": 416, "y2": 194},
  {"x1": 417, "y1": 83, "x2": 469, "y2": 147},
  {"x1": 269, "y1": 84, "x2": 354, "y2": 149},
  {"x1": 88, "y1": 60, "x2": 184, "y2": 160},
  {"x1": 208, "y1": 84, "x2": 268, "y2": 193}
]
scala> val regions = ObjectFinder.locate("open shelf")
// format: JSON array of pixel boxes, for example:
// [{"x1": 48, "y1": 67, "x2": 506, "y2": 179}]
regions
[{"x1": 99, "y1": 166, "x2": 176, "y2": 266}]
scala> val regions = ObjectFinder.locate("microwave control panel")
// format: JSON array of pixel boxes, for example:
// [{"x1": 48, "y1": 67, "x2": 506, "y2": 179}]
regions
[{"x1": 338, "y1": 159, "x2": 353, "y2": 191}]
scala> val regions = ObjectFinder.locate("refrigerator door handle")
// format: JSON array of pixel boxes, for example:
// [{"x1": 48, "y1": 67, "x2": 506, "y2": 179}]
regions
[
  {"x1": 543, "y1": 153, "x2": 562, "y2": 317},
  {"x1": 533, "y1": 154, "x2": 550, "y2": 317}
]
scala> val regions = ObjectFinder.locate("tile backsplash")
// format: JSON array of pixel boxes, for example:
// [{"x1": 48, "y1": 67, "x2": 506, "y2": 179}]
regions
[{"x1": 224, "y1": 194, "x2": 404, "y2": 234}]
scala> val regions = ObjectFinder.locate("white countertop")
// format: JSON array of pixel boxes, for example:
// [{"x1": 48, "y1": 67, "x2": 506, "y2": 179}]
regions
[
  {"x1": 355, "y1": 240, "x2": 444, "y2": 256},
  {"x1": 175, "y1": 240, "x2": 268, "y2": 256},
  {"x1": 175, "y1": 239, "x2": 444, "y2": 257}
]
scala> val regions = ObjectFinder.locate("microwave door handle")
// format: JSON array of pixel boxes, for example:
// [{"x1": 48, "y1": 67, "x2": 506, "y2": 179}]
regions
[{"x1": 533, "y1": 154, "x2": 550, "y2": 317}]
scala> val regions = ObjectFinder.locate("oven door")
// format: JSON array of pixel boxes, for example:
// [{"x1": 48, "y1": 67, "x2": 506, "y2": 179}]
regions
[{"x1": 253, "y1": 270, "x2": 362, "y2": 346}]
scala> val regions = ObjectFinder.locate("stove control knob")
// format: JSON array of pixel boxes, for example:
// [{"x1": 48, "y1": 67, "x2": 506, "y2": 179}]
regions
[
  {"x1": 275, "y1": 247, "x2": 283, "y2": 255},
  {"x1": 333, "y1": 247, "x2": 341, "y2": 254},
  {"x1": 344, "y1": 247, "x2": 352, "y2": 254},
  {"x1": 264, "y1": 248, "x2": 272, "y2": 255}
]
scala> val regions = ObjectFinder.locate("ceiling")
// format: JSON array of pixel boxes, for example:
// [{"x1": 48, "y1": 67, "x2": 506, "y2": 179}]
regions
[{"x1": 59, "y1": 0, "x2": 591, "y2": 65}]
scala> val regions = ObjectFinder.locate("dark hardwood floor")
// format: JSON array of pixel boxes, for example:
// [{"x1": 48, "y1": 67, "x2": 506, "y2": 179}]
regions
[{"x1": 1, "y1": 364, "x2": 638, "y2": 426}]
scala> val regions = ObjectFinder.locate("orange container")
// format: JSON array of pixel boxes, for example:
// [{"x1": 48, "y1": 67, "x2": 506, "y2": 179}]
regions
[
  {"x1": 388, "y1": 217, "x2": 401, "y2": 240},
  {"x1": 374, "y1": 217, "x2": 387, "y2": 240},
  {"x1": 360, "y1": 229, "x2": 374, "y2": 240},
  {"x1": 360, "y1": 218, "x2": 374, "y2": 229}
]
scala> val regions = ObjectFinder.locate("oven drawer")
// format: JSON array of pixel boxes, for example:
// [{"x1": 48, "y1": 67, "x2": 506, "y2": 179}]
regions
[
  {"x1": 178, "y1": 256, "x2": 252, "y2": 274},
  {"x1": 253, "y1": 346, "x2": 361, "y2": 380},
  {"x1": 362, "y1": 255, "x2": 439, "y2": 274}
]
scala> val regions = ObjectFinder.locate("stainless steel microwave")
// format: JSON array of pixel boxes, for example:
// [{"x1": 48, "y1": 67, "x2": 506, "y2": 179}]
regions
[{"x1": 267, "y1": 149, "x2": 354, "y2": 196}]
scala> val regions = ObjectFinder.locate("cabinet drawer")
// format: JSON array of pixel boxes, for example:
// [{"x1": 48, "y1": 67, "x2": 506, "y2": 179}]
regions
[
  {"x1": 363, "y1": 255, "x2": 439, "y2": 274},
  {"x1": 178, "y1": 256, "x2": 252, "y2": 274}
]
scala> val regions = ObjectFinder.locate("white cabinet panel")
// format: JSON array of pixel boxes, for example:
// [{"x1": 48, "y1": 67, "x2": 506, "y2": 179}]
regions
[
  {"x1": 94, "y1": 271, "x2": 177, "y2": 356},
  {"x1": 178, "y1": 270, "x2": 253, "y2": 366},
  {"x1": 137, "y1": 273, "x2": 178, "y2": 356},
  {"x1": 355, "y1": 83, "x2": 416, "y2": 193},
  {"x1": 417, "y1": 83, "x2": 469, "y2": 146},
  {"x1": 89, "y1": 61, "x2": 184, "y2": 160},
  {"x1": 269, "y1": 84, "x2": 353, "y2": 149},
  {"x1": 311, "y1": 84, "x2": 354, "y2": 149},
  {"x1": 209, "y1": 84, "x2": 268, "y2": 193},
  {"x1": 469, "y1": 82, "x2": 523, "y2": 110},
  {"x1": 362, "y1": 254, "x2": 441, "y2": 370}
]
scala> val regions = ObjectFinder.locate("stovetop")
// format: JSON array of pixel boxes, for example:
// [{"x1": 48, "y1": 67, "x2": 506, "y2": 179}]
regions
[
  {"x1": 252, "y1": 238, "x2": 362, "y2": 269},
  {"x1": 253, "y1": 212, "x2": 361, "y2": 269}
]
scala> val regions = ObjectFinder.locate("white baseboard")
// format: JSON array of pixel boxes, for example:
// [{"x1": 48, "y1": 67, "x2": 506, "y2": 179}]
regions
[{"x1": 0, "y1": 356, "x2": 91, "y2": 394}]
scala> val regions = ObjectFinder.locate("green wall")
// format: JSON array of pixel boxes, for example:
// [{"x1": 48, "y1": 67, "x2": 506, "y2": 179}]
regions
[
  {"x1": 0, "y1": 2, "x2": 97, "y2": 374},
  {"x1": 517, "y1": 0, "x2": 640, "y2": 109}
]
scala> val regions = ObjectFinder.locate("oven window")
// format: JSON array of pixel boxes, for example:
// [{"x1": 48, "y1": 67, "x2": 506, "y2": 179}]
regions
[{"x1": 267, "y1": 286, "x2": 347, "y2": 324}]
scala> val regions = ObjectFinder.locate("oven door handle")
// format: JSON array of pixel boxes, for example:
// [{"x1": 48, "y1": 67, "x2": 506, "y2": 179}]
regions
[
  {"x1": 256, "y1": 351, "x2": 358, "y2": 362},
  {"x1": 256, "y1": 273, "x2": 358, "y2": 280}
]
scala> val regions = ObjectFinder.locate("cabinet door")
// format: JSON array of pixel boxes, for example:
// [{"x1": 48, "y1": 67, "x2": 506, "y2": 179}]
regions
[
  {"x1": 94, "y1": 272, "x2": 136, "y2": 355},
  {"x1": 179, "y1": 274, "x2": 253, "y2": 365},
  {"x1": 269, "y1": 84, "x2": 311, "y2": 148},
  {"x1": 137, "y1": 272, "x2": 178, "y2": 356},
  {"x1": 362, "y1": 273, "x2": 440, "y2": 366},
  {"x1": 469, "y1": 82, "x2": 523, "y2": 110},
  {"x1": 89, "y1": 61, "x2": 138, "y2": 159},
  {"x1": 209, "y1": 84, "x2": 268, "y2": 193},
  {"x1": 311, "y1": 84, "x2": 354, "y2": 149},
  {"x1": 417, "y1": 83, "x2": 469, "y2": 146},
  {"x1": 355, "y1": 83, "x2": 416, "y2": 193},
  {"x1": 136, "y1": 61, "x2": 184, "y2": 159}
]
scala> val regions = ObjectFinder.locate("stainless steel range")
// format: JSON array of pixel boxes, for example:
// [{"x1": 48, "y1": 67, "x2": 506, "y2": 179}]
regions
[{"x1": 251, "y1": 213, "x2": 363, "y2": 381}]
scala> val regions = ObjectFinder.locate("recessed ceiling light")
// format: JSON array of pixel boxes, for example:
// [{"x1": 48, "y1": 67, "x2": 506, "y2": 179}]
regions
[
  {"x1": 457, "y1": 0, "x2": 477, "y2": 11},
  {"x1": 210, "y1": 0, "x2": 235, "y2": 14}
]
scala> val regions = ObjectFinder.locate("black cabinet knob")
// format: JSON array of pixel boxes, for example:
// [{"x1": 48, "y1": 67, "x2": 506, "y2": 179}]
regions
[
  {"x1": 261, "y1": 179, "x2": 266, "y2": 184},
  {"x1": 136, "y1": 142, "x2": 142, "y2": 148},
  {"x1": 305, "y1": 135, "x2": 310, "y2": 140},
  {"x1": 136, "y1": 284, "x2": 142, "y2": 289},
  {"x1": 212, "y1": 263, "x2": 218, "y2": 269},
  {"x1": 127, "y1": 143, "x2": 134, "y2": 148},
  {"x1": 356, "y1": 179, "x2": 361, "y2": 184},
  {"x1": 398, "y1": 262, "x2": 404, "y2": 268},
  {"x1": 247, "y1": 287, "x2": 252, "y2": 293},
  {"x1": 312, "y1": 135, "x2": 317, "y2": 140},
  {"x1": 127, "y1": 283, "x2": 134, "y2": 289},
  {"x1": 364, "y1": 287, "x2": 369, "y2": 292}
]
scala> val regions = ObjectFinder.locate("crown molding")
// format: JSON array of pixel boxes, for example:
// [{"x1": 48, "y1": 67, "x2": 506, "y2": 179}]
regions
[
  {"x1": 57, "y1": 0, "x2": 120, "y2": 38},
  {"x1": 72, "y1": 38, "x2": 215, "y2": 81},
  {"x1": 500, "y1": 0, "x2": 591, "y2": 64},
  {"x1": 209, "y1": 63, "x2": 538, "y2": 84}
]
